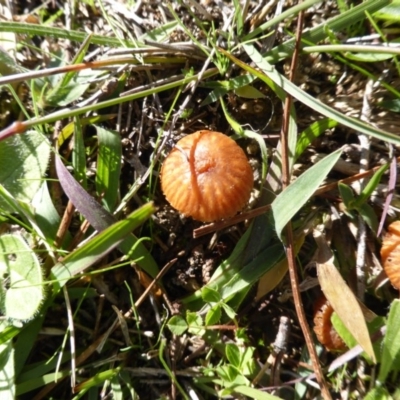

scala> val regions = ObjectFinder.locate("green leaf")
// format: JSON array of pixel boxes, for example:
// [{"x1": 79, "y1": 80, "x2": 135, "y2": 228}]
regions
[
  {"x1": 202, "y1": 287, "x2": 221, "y2": 303},
  {"x1": 0, "y1": 130, "x2": 50, "y2": 210},
  {"x1": 225, "y1": 343, "x2": 241, "y2": 368},
  {"x1": 167, "y1": 315, "x2": 188, "y2": 336},
  {"x1": 353, "y1": 163, "x2": 389, "y2": 208},
  {"x1": 0, "y1": 234, "x2": 43, "y2": 321},
  {"x1": 95, "y1": 125, "x2": 122, "y2": 212},
  {"x1": 379, "y1": 299, "x2": 400, "y2": 382},
  {"x1": 339, "y1": 183, "x2": 356, "y2": 210},
  {"x1": 272, "y1": 149, "x2": 342, "y2": 239},
  {"x1": 205, "y1": 306, "x2": 221, "y2": 327},
  {"x1": 216, "y1": 364, "x2": 240, "y2": 386},
  {"x1": 32, "y1": 183, "x2": 68, "y2": 248},
  {"x1": 358, "y1": 203, "x2": 379, "y2": 233},
  {"x1": 222, "y1": 303, "x2": 237, "y2": 320},
  {"x1": 187, "y1": 311, "x2": 205, "y2": 336}
]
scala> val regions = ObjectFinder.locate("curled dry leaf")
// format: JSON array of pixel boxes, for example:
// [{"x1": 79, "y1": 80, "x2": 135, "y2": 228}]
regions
[
  {"x1": 161, "y1": 131, "x2": 253, "y2": 222},
  {"x1": 381, "y1": 220, "x2": 400, "y2": 290},
  {"x1": 313, "y1": 294, "x2": 347, "y2": 352}
]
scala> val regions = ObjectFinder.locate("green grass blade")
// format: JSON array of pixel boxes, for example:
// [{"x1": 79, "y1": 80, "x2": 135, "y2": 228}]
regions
[
  {"x1": 237, "y1": 44, "x2": 400, "y2": 145},
  {"x1": 272, "y1": 149, "x2": 343, "y2": 239},
  {"x1": 56, "y1": 154, "x2": 159, "y2": 277},
  {"x1": 378, "y1": 299, "x2": 400, "y2": 382},
  {"x1": 50, "y1": 202, "x2": 155, "y2": 292},
  {"x1": 262, "y1": 0, "x2": 391, "y2": 63},
  {"x1": 95, "y1": 125, "x2": 122, "y2": 213}
]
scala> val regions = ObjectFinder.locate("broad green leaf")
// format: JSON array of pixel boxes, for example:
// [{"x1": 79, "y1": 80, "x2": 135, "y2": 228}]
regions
[
  {"x1": 225, "y1": 343, "x2": 241, "y2": 368},
  {"x1": 0, "y1": 234, "x2": 43, "y2": 321},
  {"x1": 272, "y1": 149, "x2": 342, "y2": 239},
  {"x1": 379, "y1": 299, "x2": 400, "y2": 382},
  {"x1": 95, "y1": 125, "x2": 122, "y2": 212},
  {"x1": 0, "y1": 130, "x2": 50, "y2": 210},
  {"x1": 201, "y1": 287, "x2": 221, "y2": 303},
  {"x1": 187, "y1": 311, "x2": 205, "y2": 336},
  {"x1": 167, "y1": 315, "x2": 188, "y2": 336},
  {"x1": 205, "y1": 306, "x2": 221, "y2": 327}
]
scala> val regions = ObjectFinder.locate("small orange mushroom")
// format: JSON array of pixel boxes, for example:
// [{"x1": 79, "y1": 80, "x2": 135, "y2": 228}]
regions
[
  {"x1": 313, "y1": 294, "x2": 346, "y2": 352},
  {"x1": 160, "y1": 130, "x2": 253, "y2": 222},
  {"x1": 381, "y1": 220, "x2": 400, "y2": 290}
]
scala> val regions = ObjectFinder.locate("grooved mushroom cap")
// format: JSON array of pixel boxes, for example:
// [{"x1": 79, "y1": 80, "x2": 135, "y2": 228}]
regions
[{"x1": 160, "y1": 130, "x2": 253, "y2": 222}]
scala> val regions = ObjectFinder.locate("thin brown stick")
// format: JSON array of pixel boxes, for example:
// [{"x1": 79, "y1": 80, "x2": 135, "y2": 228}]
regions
[
  {"x1": 193, "y1": 157, "x2": 397, "y2": 239},
  {"x1": 54, "y1": 200, "x2": 75, "y2": 249},
  {"x1": 193, "y1": 204, "x2": 271, "y2": 238},
  {"x1": 280, "y1": 10, "x2": 332, "y2": 400}
]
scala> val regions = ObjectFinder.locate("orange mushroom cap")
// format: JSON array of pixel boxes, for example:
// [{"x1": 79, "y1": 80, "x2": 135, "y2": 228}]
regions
[
  {"x1": 160, "y1": 130, "x2": 253, "y2": 222},
  {"x1": 381, "y1": 220, "x2": 400, "y2": 290}
]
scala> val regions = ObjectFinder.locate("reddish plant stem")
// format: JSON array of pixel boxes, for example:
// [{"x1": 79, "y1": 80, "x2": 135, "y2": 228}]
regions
[{"x1": 280, "y1": 10, "x2": 332, "y2": 400}]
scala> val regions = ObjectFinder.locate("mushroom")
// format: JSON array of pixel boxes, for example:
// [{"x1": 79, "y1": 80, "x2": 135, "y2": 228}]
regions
[
  {"x1": 160, "y1": 130, "x2": 253, "y2": 222},
  {"x1": 381, "y1": 220, "x2": 400, "y2": 290}
]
